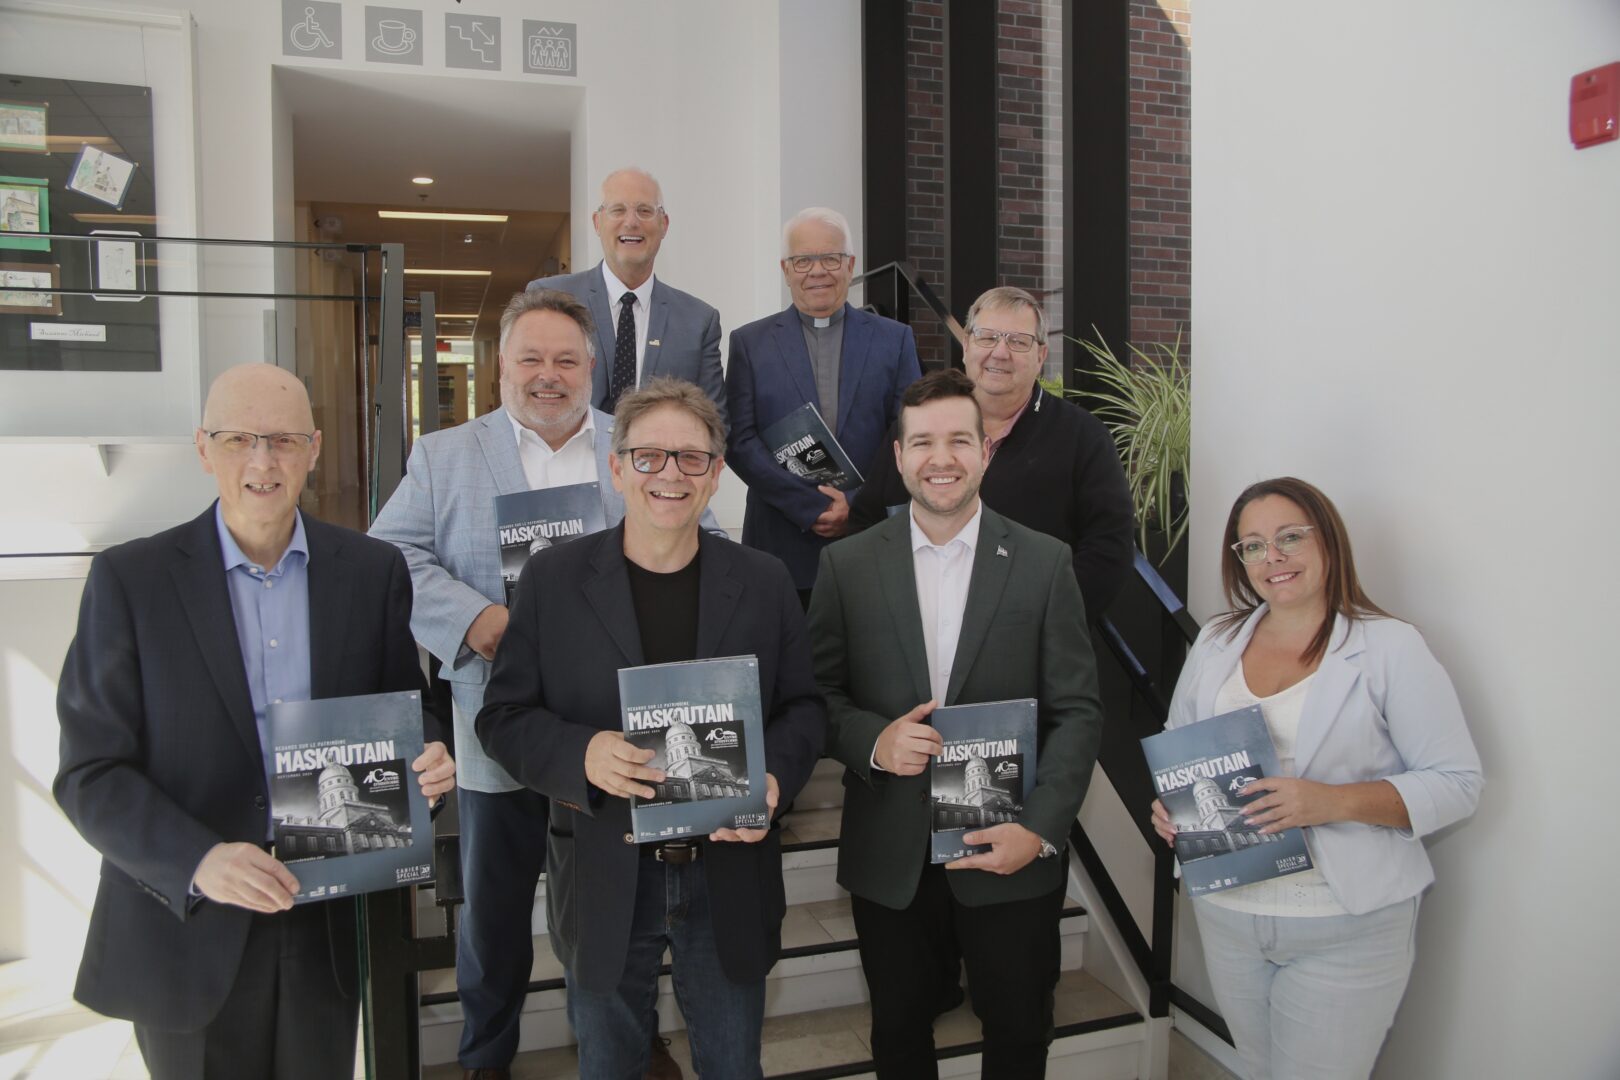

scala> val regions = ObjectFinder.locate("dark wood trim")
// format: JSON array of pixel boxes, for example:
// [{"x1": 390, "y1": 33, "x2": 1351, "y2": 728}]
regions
[
  {"x1": 861, "y1": 0, "x2": 908, "y2": 270},
  {"x1": 1063, "y1": 0, "x2": 1130, "y2": 387},
  {"x1": 946, "y1": 0, "x2": 998, "y2": 318}
]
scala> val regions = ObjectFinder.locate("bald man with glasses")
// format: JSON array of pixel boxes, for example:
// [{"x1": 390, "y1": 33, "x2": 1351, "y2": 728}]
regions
[{"x1": 529, "y1": 166, "x2": 726, "y2": 425}]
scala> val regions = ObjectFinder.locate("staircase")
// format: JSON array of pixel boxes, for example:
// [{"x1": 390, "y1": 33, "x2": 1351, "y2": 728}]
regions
[{"x1": 415, "y1": 758, "x2": 1154, "y2": 1078}]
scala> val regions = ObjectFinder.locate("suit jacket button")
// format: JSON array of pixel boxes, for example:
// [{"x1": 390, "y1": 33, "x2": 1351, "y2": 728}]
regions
[
  {"x1": 254, "y1": 795, "x2": 267, "y2": 809},
  {"x1": 623, "y1": 832, "x2": 635, "y2": 844}
]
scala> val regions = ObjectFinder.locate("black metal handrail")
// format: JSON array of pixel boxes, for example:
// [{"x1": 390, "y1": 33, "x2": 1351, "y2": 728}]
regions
[
  {"x1": 851, "y1": 260, "x2": 965, "y2": 368},
  {"x1": 1078, "y1": 552, "x2": 1232, "y2": 1046}
]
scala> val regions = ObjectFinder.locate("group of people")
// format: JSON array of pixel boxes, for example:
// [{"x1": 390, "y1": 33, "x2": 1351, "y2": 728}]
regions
[{"x1": 51, "y1": 163, "x2": 1481, "y2": 1080}]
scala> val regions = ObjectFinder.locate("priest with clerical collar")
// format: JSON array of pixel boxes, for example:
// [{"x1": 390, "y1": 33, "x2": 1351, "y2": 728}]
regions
[{"x1": 724, "y1": 206, "x2": 923, "y2": 607}]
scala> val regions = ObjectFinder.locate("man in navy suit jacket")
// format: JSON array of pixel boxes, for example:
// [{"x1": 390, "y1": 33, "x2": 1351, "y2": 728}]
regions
[
  {"x1": 725, "y1": 207, "x2": 922, "y2": 600},
  {"x1": 55, "y1": 364, "x2": 454, "y2": 1079},
  {"x1": 529, "y1": 166, "x2": 726, "y2": 426}
]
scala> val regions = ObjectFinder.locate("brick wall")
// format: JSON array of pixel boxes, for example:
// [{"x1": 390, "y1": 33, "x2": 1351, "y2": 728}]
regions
[
  {"x1": 1128, "y1": 1, "x2": 1191, "y2": 359},
  {"x1": 899, "y1": 1, "x2": 1192, "y2": 370},
  {"x1": 903, "y1": 2, "x2": 950, "y2": 366}
]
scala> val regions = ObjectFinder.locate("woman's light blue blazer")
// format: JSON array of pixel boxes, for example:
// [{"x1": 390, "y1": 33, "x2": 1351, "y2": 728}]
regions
[{"x1": 1166, "y1": 606, "x2": 1483, "y2": 915}]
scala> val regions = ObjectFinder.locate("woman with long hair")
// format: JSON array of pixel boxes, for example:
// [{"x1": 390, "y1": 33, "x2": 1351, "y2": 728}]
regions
[{"x1": 1151, "y1": 477, "x2": 1482, "y2": 1079}]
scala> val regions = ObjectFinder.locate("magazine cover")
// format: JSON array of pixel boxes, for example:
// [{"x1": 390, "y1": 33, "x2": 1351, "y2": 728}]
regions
[
  {"x1": 495, "y1": 481, "x2": 606, "y2": 604},
  {"x1": 619, "y1": 655, "x2": 769, "y2": 842},
  {"x1": 263, "y1": 690, "x2": 433, "y2": 903},
  {"x1": 929, "y1": 698, "x2": 1038, "y2": 863},
  {"x1": 1140, "y1": 705, "x2": 1314, "y2": 897},
  {"x1": 760, "y1": 402, "x2": 864, "y2": 491}
]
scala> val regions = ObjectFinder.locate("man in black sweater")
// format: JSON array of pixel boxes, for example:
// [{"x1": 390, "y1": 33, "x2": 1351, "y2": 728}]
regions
[{"x1": 848, "y1": 286, "x2": 1134, "y2": 619}]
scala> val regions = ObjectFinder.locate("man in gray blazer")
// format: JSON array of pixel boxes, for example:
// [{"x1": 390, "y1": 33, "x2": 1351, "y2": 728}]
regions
[
  {"x1": 528, "y1": 166, "x2": 726, "y2": 424},
  {"x1": 370, "y1": 289, "x2": 720, "y2": 1080}
]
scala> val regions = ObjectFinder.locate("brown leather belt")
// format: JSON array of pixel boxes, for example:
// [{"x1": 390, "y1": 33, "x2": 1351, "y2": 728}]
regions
[{"x1": 645, "y1": 840, "x2": 701, "y2": 864}]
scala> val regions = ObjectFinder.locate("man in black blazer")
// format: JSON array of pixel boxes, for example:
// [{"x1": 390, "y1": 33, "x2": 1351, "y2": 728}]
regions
[
  {"x1": 528, "y1": 166, "x2": 726, "y2": 424},
  {"x1": 478, "y1": 378, "x2": 824, "y2": 1078},
  {"x1": 725, "y1": 206, "x2": 922, "y2": 603},
  {"x1": 54, "y1": 364, "x2": 455, "y2": 1079},
  {"x1": 808, "y1": 370, "x2": 1104, "y2": 1078}
]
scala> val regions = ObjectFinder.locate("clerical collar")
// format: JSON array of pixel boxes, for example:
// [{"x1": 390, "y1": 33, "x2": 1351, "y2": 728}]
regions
[{"x1": 797, "y1": 304, "x2": 846, "y2": 330}]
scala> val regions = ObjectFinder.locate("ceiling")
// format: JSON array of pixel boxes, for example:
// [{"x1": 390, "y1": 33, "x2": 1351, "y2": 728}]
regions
[
  {"x1": 278, "y1": 66, "x2": 580, "y2": 339},
  {"x1": 309, "y1": 201, "x2": 569, "y2": 341}
]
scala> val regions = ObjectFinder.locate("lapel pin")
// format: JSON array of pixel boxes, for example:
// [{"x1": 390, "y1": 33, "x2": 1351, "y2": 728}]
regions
[
  {"x1": 647, "y1": 338, "x2": 660, "y2": 347},
  {"x1": 996, "y1": 545, "x2": 1009, "y2": 558}
]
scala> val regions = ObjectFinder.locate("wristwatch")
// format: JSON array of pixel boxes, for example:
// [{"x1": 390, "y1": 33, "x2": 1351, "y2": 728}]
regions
[{"x1": 1036, "y1": 837, "x2": 1058, "y2": 859}]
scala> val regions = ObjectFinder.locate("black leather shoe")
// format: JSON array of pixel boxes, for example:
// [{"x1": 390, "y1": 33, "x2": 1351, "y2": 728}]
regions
[{"x1": 646, "y1": 1034, "x2": 683, "y2": 1080}]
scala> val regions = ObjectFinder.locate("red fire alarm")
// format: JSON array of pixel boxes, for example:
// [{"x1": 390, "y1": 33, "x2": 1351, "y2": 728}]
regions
[{"x1": 1570, "y1": 63, "x2": 1620, "y2": 148}]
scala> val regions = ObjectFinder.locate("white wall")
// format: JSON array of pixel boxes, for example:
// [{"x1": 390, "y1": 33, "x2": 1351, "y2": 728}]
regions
[
  {"x1": 0, "y1": 0, "x2": 864, "y2": 961},
  {"x1": 1192, "y1": 3, "x2": 1620, "y2": 1076}
]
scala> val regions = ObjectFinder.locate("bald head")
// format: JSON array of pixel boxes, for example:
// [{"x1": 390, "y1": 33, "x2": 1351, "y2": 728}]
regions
[
  {"x1": 196, "y1": 364, "x2": 322, "y2": 563},
  {"x1": 202, "y1": 363, "x2": 315, "y2": 432},
  {"x1": 599, "y1": 166, "x2": 664, "y2": 208}
]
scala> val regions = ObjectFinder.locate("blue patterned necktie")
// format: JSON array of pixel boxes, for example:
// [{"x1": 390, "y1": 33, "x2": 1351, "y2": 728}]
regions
[{"x1": 606, "y1": 292, "x2": 637, "y2": 413}]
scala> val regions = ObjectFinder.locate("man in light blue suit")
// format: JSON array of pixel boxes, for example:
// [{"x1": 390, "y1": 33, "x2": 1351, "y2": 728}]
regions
[
  {"x1": 528, "y1": 166, "x2": 726, "y2": 426},
  {"x1": 726, "y1": 207, "x2": 922, "y2": 603},
  {"x1": 370, "y1": 289, "x2": 719, "y2": 1080}
]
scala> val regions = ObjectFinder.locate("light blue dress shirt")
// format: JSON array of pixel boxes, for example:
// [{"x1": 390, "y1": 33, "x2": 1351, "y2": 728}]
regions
[{"x1": 214, "y1": 503, "x2": 313, "y2": 754}]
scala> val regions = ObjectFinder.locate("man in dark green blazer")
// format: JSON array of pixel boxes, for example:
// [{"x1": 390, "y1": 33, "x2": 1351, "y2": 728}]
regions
[{"x1": 807, "y1": 369, "x2": 1104, "y2": 1079}]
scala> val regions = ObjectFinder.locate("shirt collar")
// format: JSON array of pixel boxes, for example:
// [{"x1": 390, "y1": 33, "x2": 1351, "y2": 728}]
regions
[
  {"x1": 909, "y1": 500, "x2": 983, "y2": 555},
  {"x1": 214, "y1": 500, "x2": 308, "y2": 575},
  {"x1": 510, "y1": 406, "x2": 596, "y2": 451},
  {"x1": 601, "y1": 261, "x2": 655, "y2": 311},
  {"x1": 796, "y1": 303, "x2": 847, "y2": 331}
]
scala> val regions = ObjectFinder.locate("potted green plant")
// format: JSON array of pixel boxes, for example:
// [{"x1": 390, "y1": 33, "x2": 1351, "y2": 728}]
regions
[{"x1": 1053, "y1": 329, "x2": 1190, "y2": 563}]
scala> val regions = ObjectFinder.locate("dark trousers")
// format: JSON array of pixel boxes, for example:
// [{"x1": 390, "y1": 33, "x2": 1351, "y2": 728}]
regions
[
  {"x1": 850, "y1": 863, "x2": 1063, "y2": 1080},
  {"x1": 134, "y1": 902, "x2": 355, "y2": 1080},
  {"x1": 457, "y1": 785, "x2": 550, "y2": 1068}
]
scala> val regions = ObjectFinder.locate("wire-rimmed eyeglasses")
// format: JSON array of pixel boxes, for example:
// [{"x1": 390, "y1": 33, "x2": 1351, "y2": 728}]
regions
[
  {"x1": 1230, "y1": 526, "x2": 1316, "y2": 564},
  {"x1": 204, "y1": 430, "x2": 316, "y2": 456},
  {"x1": 785, "y1": 252, "x2": 851, "y2": 274}
]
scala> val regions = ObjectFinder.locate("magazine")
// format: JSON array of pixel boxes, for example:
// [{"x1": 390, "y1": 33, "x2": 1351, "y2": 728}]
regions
[
  {"x1": 495, "y1": 481, "x2": 606, "y2": 604},
  {"x1": 1140, "y1": 705, "x2": 1314, "y2": 896},
  {"x1": 619, "y1": 655, "x2": 769, "y2": 842},
  {"x1": 929, "y1": 698, "x2": 1038, "y2": 863},
  {"x1": 263, "y1": 690, "x2": 433, "y2": 903},
  {"x1": 760, "y1": 402, "x2": 864, "y2": 491}
]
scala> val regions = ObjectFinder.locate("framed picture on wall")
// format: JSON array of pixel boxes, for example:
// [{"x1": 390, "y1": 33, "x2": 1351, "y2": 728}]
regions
[
  {"x1": 0, "y1": 175, "x2": 48, "y2": 250},
  {"x1": 0, "y1": 261, "x2": 62, "y2": 316},
  {"x1": 0, "y1": 101, "x2": 48, "y2": 153},
  {"x1": 67, "y1": 144, "x2": 137, "y2": 209}
]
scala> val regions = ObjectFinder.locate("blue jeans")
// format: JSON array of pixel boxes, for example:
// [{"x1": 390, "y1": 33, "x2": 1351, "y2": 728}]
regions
[
  {"x1": 1191, "y1": 896, "x2": 1420, "y2": 1080},
  {"x1": 566, "y1": 855, "x2": 765, "y2": 1080},
  {"x1": 456, "y1": 786, "x2": 549, "y2": 1068}
]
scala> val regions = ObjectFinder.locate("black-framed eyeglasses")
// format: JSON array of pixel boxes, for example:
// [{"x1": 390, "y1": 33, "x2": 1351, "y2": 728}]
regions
[
  {"x1": 205, "y1": 430, "x2": 316, "y2": 456},
  {"x1": 968, "y1": 327, "x2": 1039, "y2": 353},
  {"x1": 785, "y1": 252, "x2": 850, "y2": 274},
  {"x1": 620, "y1": 447, "x2": 716, "y2": 476},
  {"x1": 599, "y1": 202, "x2": 663, "y2": 222},
  {"x1": 1230, "y1": 526, "x2": 1316, "y2": 565}
]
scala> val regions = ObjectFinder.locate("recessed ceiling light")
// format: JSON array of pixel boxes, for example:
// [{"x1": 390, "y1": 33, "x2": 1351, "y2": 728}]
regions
[
  {"x1": 412, "y1": 176, "x2": 434, "y2": 185},
  {"x1": 378, "y1": 210, "x2": 508, "y2": 223},
  {"x1": 403, "y1": 268, "x2": 492, "y2": 276}
]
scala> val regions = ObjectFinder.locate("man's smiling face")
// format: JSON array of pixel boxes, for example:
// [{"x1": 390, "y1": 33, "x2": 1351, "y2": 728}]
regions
[
  {"x1": 593, "y1": 169, "x2": 668, "y2": 288},
  {"x1": 609, "y1": 402, "x2": 723, "y2": 535},
  {"x1": 498, "y1": 308, "x2": 595, "y2": 446}
]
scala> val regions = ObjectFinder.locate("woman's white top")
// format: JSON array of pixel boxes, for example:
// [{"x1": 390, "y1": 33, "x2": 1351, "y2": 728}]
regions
[{"x1": 1201, "y1": 665, "x2": 1349, "y2": 917}]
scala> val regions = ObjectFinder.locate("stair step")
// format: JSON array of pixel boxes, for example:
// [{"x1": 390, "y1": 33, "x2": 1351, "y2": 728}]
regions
[{"x1": 420, "y1": 969, "x2": 1142, "y2": 1079}]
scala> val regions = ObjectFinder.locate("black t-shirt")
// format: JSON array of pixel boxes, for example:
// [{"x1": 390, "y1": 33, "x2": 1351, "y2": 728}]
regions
[{"x1": 625, "y1": 554, "x2": 701, "y2": 665}]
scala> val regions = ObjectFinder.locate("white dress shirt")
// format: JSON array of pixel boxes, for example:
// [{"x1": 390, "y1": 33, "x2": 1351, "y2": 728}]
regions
[
  {"x1": 601, "y1": 261, "x2": 655, "y2": 381},
  {"x1": 910, "y1": 502, "x2": 983, "y2": 705},
  {"x1": 509, "y1": 408, "x2": 598, "y2": 490}
]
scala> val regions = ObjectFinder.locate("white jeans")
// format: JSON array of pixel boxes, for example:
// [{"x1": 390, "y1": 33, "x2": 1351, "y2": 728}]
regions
[{"x1": 1191, "y1": 895, "x2": 1420, "y2": 1080}]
